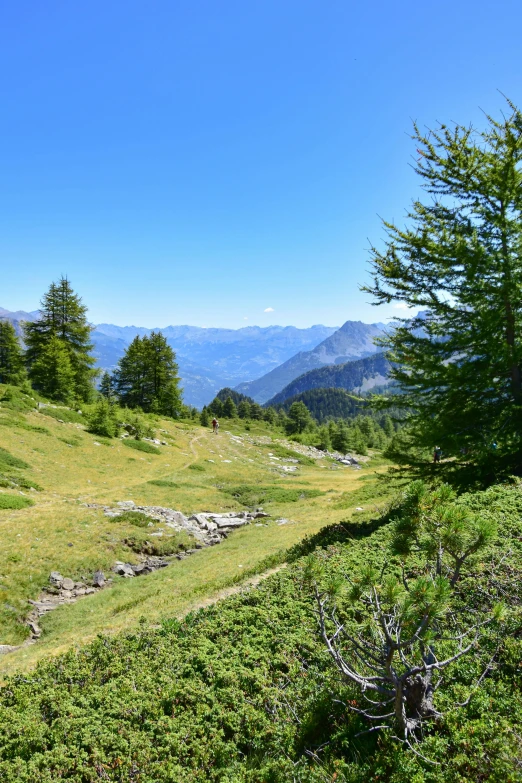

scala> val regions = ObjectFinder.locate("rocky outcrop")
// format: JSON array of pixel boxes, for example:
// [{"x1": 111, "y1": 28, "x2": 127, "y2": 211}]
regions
[{"x1": 85, "y1": 500, "x2": 263, "y2": 546}]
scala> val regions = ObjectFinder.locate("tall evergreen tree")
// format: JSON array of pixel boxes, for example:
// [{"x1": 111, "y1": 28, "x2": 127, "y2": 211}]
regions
[
  {"x1": 286, "y1": 401, "x2": 312, "y2": 434},
  {"x1": 0, "y1": 320, "x2": 26, "y2": 386},
  {"x1": 363, "y1": 100, "x2": 522, "y2": 474},
  {"x1": 99, "y1": 371, "x2": 116, "y2": 402},
  {"x1": 223, "y1": 396, "x2": 237, "y2": 418},
  {"x1": 29, "y1": 336, "x2": 75, "y2": 402},
  {"x1": 24, "y1": 277, "x2": 96, "y2": 401},
  {"x1": 114, "y1": 332, "x2": 182, "y2": 416},
  {"x1": 113, "y1": 336, "x2": 147, "y2": 409},
  {"x1": 237, "y1": 400, "x2": 251, "y2": 419}
]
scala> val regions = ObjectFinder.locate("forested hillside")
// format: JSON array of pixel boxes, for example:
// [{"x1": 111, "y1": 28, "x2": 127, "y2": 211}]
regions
[
  {"x1": 268, "y1": 352, "x2": 391, "y2": 405},
  {"x1": 236, "y1": 320, "x2": 385, "y2": 403},
  {"x1": 274, "y1": 387, "x2": 364, "y2": 420}
]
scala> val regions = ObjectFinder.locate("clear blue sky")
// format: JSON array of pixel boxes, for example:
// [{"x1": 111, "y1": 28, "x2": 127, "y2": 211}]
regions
[{"x1": 1, "y1": 0, "x2": 521, "y2": 328}]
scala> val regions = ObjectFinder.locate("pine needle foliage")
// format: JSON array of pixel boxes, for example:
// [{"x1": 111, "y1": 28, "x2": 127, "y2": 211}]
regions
[
  {"x1": 363, "y1": 99, "x2": 522, "y2": 475},
  {"x1": 24, "y1": 277, "x2": 96, "y2": 402},
  {"x1": 0, "y1": 321, "x2": 25, "y2": 386},
  {"x1": 113, "y1": 332, "x2": 183, "y2": 417}
]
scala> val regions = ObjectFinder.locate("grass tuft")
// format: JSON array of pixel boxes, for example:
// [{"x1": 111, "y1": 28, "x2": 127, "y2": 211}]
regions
[{"x1": 122, "y1": 439, "x2": 160, "y2": 454}]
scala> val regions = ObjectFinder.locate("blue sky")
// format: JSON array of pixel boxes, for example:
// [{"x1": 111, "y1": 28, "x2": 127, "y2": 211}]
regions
[{"x1": 1, "y1": 0, "x2": 521, "y2": 328}]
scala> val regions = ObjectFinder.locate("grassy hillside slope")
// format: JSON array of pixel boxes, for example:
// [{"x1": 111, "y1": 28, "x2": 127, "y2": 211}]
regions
[
  {"x1": 0, "y1": 385, "x2": 387, "y2": 675},
  {"x1": 0, "y1": 481, "x2": 520, "y2": 781}
]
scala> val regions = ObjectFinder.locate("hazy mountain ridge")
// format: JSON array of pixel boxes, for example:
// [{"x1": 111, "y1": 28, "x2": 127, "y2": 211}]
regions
[
  {"x1": 267, "y1": 352, "x2": 392, "y2": 405},
  {"x1": 0, "y1": 308, "x2": 336, "y2": 407},
  {"x1": 235, "y1": 320, "x2": 387, "y2": 403}
]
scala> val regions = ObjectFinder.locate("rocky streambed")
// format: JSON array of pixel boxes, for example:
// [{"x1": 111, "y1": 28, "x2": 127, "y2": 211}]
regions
[{"x1": 0, "y1": 502, "x2": 269, "y2": 654}]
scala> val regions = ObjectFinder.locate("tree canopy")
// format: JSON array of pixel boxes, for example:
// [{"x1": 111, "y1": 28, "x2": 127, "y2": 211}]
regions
[
  {"x1": 24, "y1": 277, "x2": 96, "y2": 402},
  {"x1": 364, "y1": 100, "x2": 522, "y2": 475}
]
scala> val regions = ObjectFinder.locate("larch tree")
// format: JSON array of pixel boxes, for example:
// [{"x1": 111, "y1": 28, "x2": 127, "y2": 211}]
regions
[
  {"x1": 0, "y1": 320, "x2": 26, "y2": 386},
  {"x1": 24, "y1": 278, "x2": 96, "y2": 402},
  {"x1": 114, "y1": 332, "x2": 183, "y2": 416},
  {"x1": 363, "y1": 100, "x2": 522, "y2": 475},
  {"x1": 29, "y1": 335, "x2": 76, "y2": 402}
]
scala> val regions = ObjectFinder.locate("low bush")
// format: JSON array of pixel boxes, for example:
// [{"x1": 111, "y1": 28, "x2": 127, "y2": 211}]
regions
[
  {"x1": 188, "y1": 463, "x2": 205, "y2": 471},
  {"x1": 122, "y1": 439, "x2": 160, "y2": 455},
  {"x1": 266, "y1": 442, "x2": 316, "y2": 465},
  {"x1": 0, "y1": 494, "x2": 34, "y2": 509},
  {"x1": 147, "y1": 479, "x2": 179, "y2": 488},
  {"x1": 39, "y1": 406, "x2": 85, "y2": 424},
  {"x1": 114, "y1": 511, "x2": 153, "y2": 527},
  {"x1": 0, "y1": 447, "x2": 29, "y2": 471},
  {"x1": 123, "y1": 529, "x2": 193, "y2": 556},
  {"x1": 222, "y1": 484, "x2": 323, "y2": 506}
]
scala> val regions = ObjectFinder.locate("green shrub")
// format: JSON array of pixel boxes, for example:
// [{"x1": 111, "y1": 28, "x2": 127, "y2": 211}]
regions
[
  {"x1": 0, "y1": 474, "x2": 43, "y2": 491},
  {"x1": 0, "y1": 386, "x2": 36, "y2": 412},
  {"x1": 85, "y1": 398, "x2": 119, "y2": 438},
  {"x1": 0, "y1": 493, "x2": 34, "y2": 509},
  {"x1": 123, "y1": 529, "x2": 193, "y2": 556},
  {"x1": 147, "y1": 479, "x2": 179, "y2": 488},
  {"x1": 266, "y1": 442, "x2": 316, "y2": 465},
  {"x1": 122, "y1": 439, "x2": 160, "y2": 454},
  {"x1": 0, "y1": 483, "x2": 521, "y2": 779},
  {"x1": 0, "y1": 447, "x2": 29, "y2": 470},
  {"x1": 114, "y1": 511, "x2": 153, "y2": 527},
  {"x1": 39, "y1": 406, "x2": 85, "y2": 424},
  {"x1": 188, "y1": 463, "x2": 205, "y2": 471},
  {"x1": 222, "y1": 484, "x2": 323, "y2": 506}
]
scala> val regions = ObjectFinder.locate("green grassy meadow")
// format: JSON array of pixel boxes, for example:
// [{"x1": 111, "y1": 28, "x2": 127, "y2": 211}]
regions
[{"x1": 0, "y1": 386, "x2": 391, "y2": 675}]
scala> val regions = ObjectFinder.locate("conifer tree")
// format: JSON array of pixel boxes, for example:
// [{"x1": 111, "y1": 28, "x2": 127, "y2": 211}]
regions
[
  {"x1": 99, "y1": 371, "x2": 116, "y2": 402},
  {"x1": 114, "y1": 336, "x2": 147, "y2": 409},
  {"x1": 263, "y1": 406, "x2": 277, "y2": 425},
  {"x1": 209, "y1": 398, "x2": 224, "y2": 417},
  {"x1": 237, "y1": 400, "x2": 251, "y2": 419},
  {"x1": 286, "y1": 401, "x2": 312, "y2": 434},
  {"x1": 363, "y1": 100, "x2": 522, "y2": 473},
  {"x1": 24, "y1": 277, "x2": 96, "y2": 401},
  {"x1": 29, "y1": 335, "x2": 75, "y2": 402},
  {"x1": 249, "y1": 402, "x2": 264, "y2": 421},
  {"x1": 223, "y1": 396, "x2": 237, "y2": 418},
  {"x1": 114, "y1": 332, "x2": 182, "y2": 416},
  {"x1": 0, "y1": 320, "x2": 26, "y2": 386},
  {"x1": 200, "y1": 406, "x2": 210, "y2": 426},
  {"x1": 331, "y1": 421, "x2": 350, "y2": 453}
]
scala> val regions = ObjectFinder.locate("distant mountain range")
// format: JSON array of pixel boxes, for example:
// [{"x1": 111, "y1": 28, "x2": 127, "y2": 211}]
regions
[
  {"x1": 0, "y1": 308, "x2": 337, "y2": 407},
  {"x1": 0, "y1": 306, "x2": 395, "y2": 408},
  {"x1": 267, "y1": 352, "x2": 392, "y2": 405},
  {"x1": 235, "y1": 320, "x2": 387, "y2": 403}
]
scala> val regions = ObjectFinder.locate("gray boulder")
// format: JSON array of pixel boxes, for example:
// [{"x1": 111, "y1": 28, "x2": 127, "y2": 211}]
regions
[
  {"x1": 113, "y1": 563, "x2": 135, "y2": 577},
  {"x1": 49, "y1": 571, "x2": 64, "y2": 587},
  {"x1": 93, "y1": 570, "x2": 105, "y2": 587}
]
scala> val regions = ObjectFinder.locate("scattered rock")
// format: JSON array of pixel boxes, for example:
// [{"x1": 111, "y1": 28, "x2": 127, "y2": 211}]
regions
[
  {"x1": 61, "y1": 577, "x2": 75, "y2": 591},
  {"x1": 49, "y1": 571, "x2": 64, "y2": 587},
  {"x1": 113, "y1": 563, "x2": 135, "y2": 577},
  {"x1": 93, "y1": 570, "x2": 105, "y2": 587}
]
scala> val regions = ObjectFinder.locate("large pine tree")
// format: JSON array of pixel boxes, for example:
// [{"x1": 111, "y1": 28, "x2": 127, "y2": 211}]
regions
[
  {"x1": 114, "y1": 331, "x2": 183, "y2": 416},
  {"x1": 24, "y1": 278, "x2": 96, "y2": 402},
  {"x1": 363, "y1": 100, "x2": 522, "y2": 474},
  {"x1": 0, "y1": 320, "x2": 26, "y2": 386},
  {"x1": 29, "y1": 335, "x2": 76, "y2": 402}
]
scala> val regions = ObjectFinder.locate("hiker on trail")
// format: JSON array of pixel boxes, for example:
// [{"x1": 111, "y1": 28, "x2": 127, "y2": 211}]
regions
[
  {"x1": 212, "y1": 418, "x2": 219, "y2": 434},
  {"x1": 433, "y1": 446, "x2": 442, "y2": 463}
]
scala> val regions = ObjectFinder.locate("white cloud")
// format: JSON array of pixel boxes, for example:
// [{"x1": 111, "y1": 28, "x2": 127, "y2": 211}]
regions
[
  {"x1": 394, "y1": 303, "x2": 411, "y2": 310},
  {"x1": 264, "y1": 307, "x2": 274, "y2": 313},
  {"x1": 243, "y1": 317, "x2": 248, "y2": 320}
]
